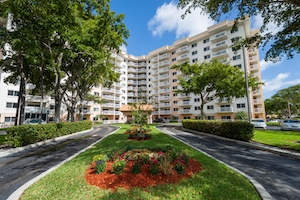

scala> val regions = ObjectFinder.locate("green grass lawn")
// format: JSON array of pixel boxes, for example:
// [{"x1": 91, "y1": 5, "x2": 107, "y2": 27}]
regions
[
  {"x1": 0, "y1": 135, "x2": 6, "y2": 145},
  {"x1": 20, "y1": 124, "x2": 260, "y2": 200},
  {"x1": 252, "y1": 130, "x2": 300, "y2": 152}
]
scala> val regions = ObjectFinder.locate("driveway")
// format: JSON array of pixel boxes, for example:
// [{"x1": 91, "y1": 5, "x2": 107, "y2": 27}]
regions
[
  {"x1": 0, "y1": 125, "x2": 118, "y2": 200},
  {"x1": 158, "y1": 126, "x2": 300, "y2": 200}
]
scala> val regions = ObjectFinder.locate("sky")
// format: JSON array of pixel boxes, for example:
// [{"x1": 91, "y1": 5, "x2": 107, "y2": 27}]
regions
[{"x1": 110, "y1": 0, "x2": 300, "y2": 100}]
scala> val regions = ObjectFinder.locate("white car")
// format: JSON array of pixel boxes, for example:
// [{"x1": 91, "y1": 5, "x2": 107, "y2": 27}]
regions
[
  {"x1": 251, "y1": 119, "x2": 267, "y2": 129},
  {"x1": 23, "y1": 118, "x2": 47, "y2": 125},
  {"x1": 281, "y1": 119, "x2": 300, "y2": 131}
]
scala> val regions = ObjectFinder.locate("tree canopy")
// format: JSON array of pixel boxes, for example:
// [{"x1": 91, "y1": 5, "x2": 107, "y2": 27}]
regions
[
  {"x1": 178, "y1": 0, "x2": 300, "y2": 61},
  {"x1": 171, "y1": 59, "x2": 262, "y2": 119},
  {"x1": 264, "y1": 84, "x2": 300, "y2": 118}
]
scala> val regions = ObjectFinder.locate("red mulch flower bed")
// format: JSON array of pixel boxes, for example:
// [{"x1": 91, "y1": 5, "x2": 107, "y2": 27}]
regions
[{"x1": 85, "y1": 159, "x2": 202, "y2": 192}]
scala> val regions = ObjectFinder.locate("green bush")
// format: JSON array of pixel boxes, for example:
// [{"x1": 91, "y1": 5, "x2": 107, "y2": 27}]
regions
[
  {"x1": 266, "y1": 122, "x2": 280, "y2": 126},
  {"x1": 132, "y1": 162, "x2": 142, "y2": 174},
  {"x1": 4, "y1": 120, "x2": 92, "y2": 147},
  {"x1": 182, "y1": 120, "x2": 254, "y2": 141}
]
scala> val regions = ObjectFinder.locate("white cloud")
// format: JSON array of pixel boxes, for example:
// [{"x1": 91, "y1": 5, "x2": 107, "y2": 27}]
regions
[
  {"x1": 148, "y1": 1, "x2": 214, "y2": 39},
  {"x1": 252, "y1": 14, "x2": 283, "y2": 36},
  {"x1": 260, "y1": 58, "x2": 283, "y2": 71},
  {"x1": 263, "y1": 73, "x2": 300, "y2": 93}
]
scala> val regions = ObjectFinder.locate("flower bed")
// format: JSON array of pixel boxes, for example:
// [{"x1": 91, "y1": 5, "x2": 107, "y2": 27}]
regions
[{"x1": 85, "y1": 149, "x2": 202, "y2": 191}]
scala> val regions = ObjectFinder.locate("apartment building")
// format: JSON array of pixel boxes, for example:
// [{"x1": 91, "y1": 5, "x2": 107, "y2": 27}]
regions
[{"x1": 0, "y1": 17, "x2": 265, "y2": 125}]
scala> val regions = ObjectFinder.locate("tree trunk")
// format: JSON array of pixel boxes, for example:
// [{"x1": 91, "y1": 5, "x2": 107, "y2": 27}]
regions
[
  {"x1": 54, "y1": 53, "x2": 63, "y2": 123},
  {"x1": 15, "y1": 53, "x2": 26, "y2": 126},
  {"x1": 39, "y1": 66, "x2": 44, "y2": 123}
]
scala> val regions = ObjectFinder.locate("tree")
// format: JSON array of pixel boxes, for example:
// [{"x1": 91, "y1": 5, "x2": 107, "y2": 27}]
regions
[
  {"x1": 235, "y1": 111, "x2": 248, "y2": 121},
  {"x1": 171, "y1": 59, "x2": 262, "y2": 119},
  {"x1": 265, "y1": 84, "x2": 300, "y2": 118},
  {"x1": 177, "y1": 0, "x2": 300, "y2": 61}
]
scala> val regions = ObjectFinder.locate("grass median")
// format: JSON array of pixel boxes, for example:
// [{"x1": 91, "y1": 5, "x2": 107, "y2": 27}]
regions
[
  {"x1": 252, "y1": 130, "x2": 300, "y2": 152},
  {"x1": 20, "y1": 124, "x2": 260, "y2": 200}
]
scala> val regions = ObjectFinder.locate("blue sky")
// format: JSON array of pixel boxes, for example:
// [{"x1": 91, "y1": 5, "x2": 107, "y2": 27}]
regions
[{"x1": 110, "y1": 0, "x2": 300, "y2": 100}]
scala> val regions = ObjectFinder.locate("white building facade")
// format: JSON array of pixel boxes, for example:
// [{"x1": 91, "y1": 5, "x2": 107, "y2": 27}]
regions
[{"x1": 0, "y1": 17, "x2": 265, "y2": 125}]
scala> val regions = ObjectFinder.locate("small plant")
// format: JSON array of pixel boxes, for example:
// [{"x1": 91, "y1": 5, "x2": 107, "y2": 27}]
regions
[
  {"x1": 174, "y1": 158, "x2": 186, "y2": 174},
  {"x1": 95, "y1": 160, "x2": 106, "y2": 174},
  {"x1": 111, "y1": 159, "x2": 126, "y2": 175},
  {"x1": 141, "y1": 153, "x2": 149, "y2": 164},
  {"x1": 149, "y1": 157, "x2": 160, "y2": 175},
  {"x1": 168, "y1": 148, "x2": 180, "y2": 162},
  {"x1": 92, "y1": 154, "x2": 108, "y2": 162},
  {"x1": 132, "y1": 162, "x2": 142, "y2": 174},
  {"x1": 159, "y1": 155, "x2": 173, "y2": 175},
  {"x1": 108, "y1": 149, "x2": 125, "y2": 161}
]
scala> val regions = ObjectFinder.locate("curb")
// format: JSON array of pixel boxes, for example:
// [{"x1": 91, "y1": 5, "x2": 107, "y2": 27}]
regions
[
  {"x1": 156, "y1": 126, "x2": 274, "y2": 200},
  {"x1": 0, "y1": 128, "x2": 93, "y2": 158},
  {"x1": 7, "y1": 126, "x2": 120, "y2": 200}
]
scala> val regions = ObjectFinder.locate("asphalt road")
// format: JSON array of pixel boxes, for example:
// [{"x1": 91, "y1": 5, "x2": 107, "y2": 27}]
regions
[
  {"x1": 158, "y1": 126, "x2": 300, "y2": 200},
  {"x1": 0, "y1": 125, "x2": 118, "y2": 200}
]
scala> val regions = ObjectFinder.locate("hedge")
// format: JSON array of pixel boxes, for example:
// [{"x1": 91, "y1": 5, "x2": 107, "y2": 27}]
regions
[
  {"x1": 182, "y1": 120, "x2": 254, "y2": 141},
  {"x1": 4, "y1": 120, "x2": 92, "y2": 147}
]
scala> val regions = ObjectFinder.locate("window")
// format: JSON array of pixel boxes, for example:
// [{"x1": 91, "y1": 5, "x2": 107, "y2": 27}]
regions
[
  {"x1": 173, "y1": 108, "x2": 178, "y2": 111},
  {"x1": 173, "y1": 93, "x2": 178, "y2": 97},
  {"x1": 207, "y1": 96, "x2": 213, "y2": 101},
  {"x1": 233, "y1": 55, "x2": 241, "y2": 60},
  {"x1": 207, "y1": 105, "x2": 214, "y2": 110},
  {"x1": 234, "y1": 64, "x2": 242, "y2": 69},
  {"x1": 231, "y1": 28, "x2": 238, "y2": 33},
  {"x1": 192, "y1": 58, "x2": 198, "y2": 63},
  {"x1": 8, "y1": 90, "x2": 19, "y2": 96},
  {"x1": 5, "y1": 117, "x2": 15, "y2": 123},
  {"x1": 148, "y1": 78, "x2": 151, "y2": 81},
  {"x1": 50, "y1": 105, "x2": 54, "y2": 109},
  {"x1": 237, "y1": 103, "x2": 246, "y2": 108},
  {"x1": 195, "y1": 116, "x2": 201, "y2": 119},
  {"x1": 195, "y1": 106, "x2": 200, "y2": 110},
  {"x1": 94, "y1": 92, "x2": 99, "y2": 96},
  {"x1": 184, "y1": 117, "x2": 191, "y2": 119},
  {"x1": 194, "y1": 98, "x2": 200, "y2": 102},
  {"x1": 173, "y1": 100, "x2": 178, "y2": 104},
  {"x1": 207, "y1": 116, "x2": 214, "y2": 120},
  {"x1": 204, "y1": 54, "x2": 210, "y2": 59},
  {"x1": 203, "y1": 38, "x2": 209, "y2": 43},
  {"x1": 172, "y1": 79, "x2": 177, "y2": 82},
  {"x1": 191, "y1": 43, "x2": 197, "y2": 48},
  {"x1": 173, "y1": 86, "x2": 177, "y2": 90},
  {"x1": 192, "y1": 51, "x2": 197, "y2": 55},
  {"x1": 221, "y1": 116, "x2": 231, "y2": 119},
  {"x1": 172, "y1": 51, "x2": 176, "y2": 55},
  {"x1": 94, "y1": 108, "x2": 99, "y2": 112},
  {"x1": 172, "y1": 72, "x2": 177, "y2": 75},
  {"x1": 93, "y1": 117, "x2": 98, "y2": 121},
  {"x1": 204, "y1": 46, "x2": 210, "y2": 51},
  {"x1": 231, "y1": 37, "x2": 239, "y2": 43},
  {"x1": 172, "y1": 58, "x2": 176, "y2": 62},
  {"x1": 6, "y1": 102, "x2": 18, "y2": 108}
]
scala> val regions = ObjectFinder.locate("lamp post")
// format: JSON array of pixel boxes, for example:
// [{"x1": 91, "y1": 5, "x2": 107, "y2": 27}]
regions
[{"x1": 242, "y1": 46, "x2": 251, "y2": 122}]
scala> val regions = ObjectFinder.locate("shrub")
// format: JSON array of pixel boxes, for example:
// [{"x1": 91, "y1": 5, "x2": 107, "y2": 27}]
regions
[
  {"x1": 174, "y1": 159, "x2": 186, "y2": 174},
  {"x1": 132, "y1": 162, "x2": 142, "y2": 174},
  {"x1": 149, "y1": 163, "x2": 160, "y2": 175},
  {"x1": 159, "y1": 155, "x2": 173, "y2": 175},
  {"x1": 141, "y1": 153, "x2": 150, "y2": 164},
  {"x1": 95, "y1": 160, "x2": 106, "y2": 174},
  {"x1": 111, "y1": 159, "x2": 126, "y2": 175}
]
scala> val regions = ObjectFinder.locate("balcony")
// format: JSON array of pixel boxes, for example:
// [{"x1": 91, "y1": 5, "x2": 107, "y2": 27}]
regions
[
  {"x1": 179, "y1": 109, "x2": 191, "y2": 114},
  {"x1": 127, "y1": 92, "x2": 136, "y2": 97},
  {"x1": 212, "y1": 49, "x2": 229, "y2": 58},
  {"x1": 138, "y1": 80, "x2": 147, "y2": 85},
  {"x1": 159, "y1": 67, "x2": 169, "y2": 72},
  {"x1": 250, "y1": 64, "x2": 258, "y2": 70},
  {"x1": 159, "y1": 88, "x2": 170, "y2": 93},
  {"x1": 150, "y1": 57, "x2": 158, "y2": 63},
  {"x1": 153, "y1": 70, "x2": 158, "y2": 74},
  {"x1": 178, "y1": 101, "x2": 191, "y2": 106},
  {"x1": 177, "y1": 53, "x2": 189, "y2": 61},
  {"x1": 160, "y1": 110, "x2": 171, "y2": 115},
  {"x1": 152, "y1": 63, "x2": 159, "y2": 69},
  {"x1": 159, "y1": 74, "x2": 170, "y2": 80},
  {"x1": 249, "y1": 56, "x2": 258, "y2": 64},
  {"x1": 102, "y1": 95, "x2": 120, "y2": 101},
  {"x1": 159, "y1": 60, "x2": 169, "y2": 67},
  {"x1": 211, "y1": 40, "x2": 228, "y2": 51},
  {"x1": 127, "y1": 67, "x2": 136, "y2": 73},
  {"x1": 214, "y1": 98, "x2": 230, "y2": 103},
  {"x1": 102, "y1": 103, "x2": 120, "y2": 108},
  {"x1": 159, "y1": 96, "x2": 170, "y2": 100},
  {"x1": 253, "y1": 99, "x2": 262, "y2": 104},
  {"x1": 138, "y1": 62, "x2": 147, "y2": 67},
  {"x1": 127, "y1": 99, "x2": 137, "y2": 103},
  {"x1": 25, "y1": 106, "x2": 49, "y2": 113},
  {"x1": 159, "y1": 53, "x2": 169, "y2": 61},
  {"x1": 101, "y1": 111, "x2": 122, "y2": 115},
  {"x1": 210, "y1": 31, "x2": 227, "y2": 43},
  {"x1": 25, "y1": 95, "x2": 51, "y2": 102},
  {"x1": 248, "y1": 48, "x2": 256, "y2": 55},
  {"x1": 159, "y1": 81, "x2": 170, "y2": 86},
  {"x1": 159, "y1": 103, "x2": 171, "y2": 107},
  {"x1": 128, "y1": 61, "x2": 138, "y2": 67},
  {"x1": 176, "y1": 45, "x2": 189, "y2": 54},
  {"x1": 254, "y1": 108, "x2": 264, "y2": 113},
  {"x1": 215, "y1": 107, "x2": 234, "y2": 113},
  {"x1": 127, "y1": 80, "x2": 138, "y2": 84},
  {"x1": 137, "y1": 68, "x2": 147, "y2": 72},
  {"x1": 252, "y1": 90, "x2": 260, "y2": 95},
  {"x1": 179, "y1": 94, "x2": 189, "y2": 98}
]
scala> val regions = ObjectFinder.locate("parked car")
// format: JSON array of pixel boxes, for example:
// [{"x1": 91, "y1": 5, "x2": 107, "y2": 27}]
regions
[
  {"x1": 281, "y1": 119, "x2": 300, "y2": 131},
  {"x1": 251, "y1": 118, "x2": 267, "y2": 129},
  {"x1": 23, "y1": 118, "x2": 47, "y2": 125},
  {"x1": 153, "y1": 118, "x2": 165, "y2": 123}
]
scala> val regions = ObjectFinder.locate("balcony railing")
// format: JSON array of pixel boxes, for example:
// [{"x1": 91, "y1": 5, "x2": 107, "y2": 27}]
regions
[
  {"x1": 179, "y1": 109, "x2": 191, "y2": 114},
  {"x1": 176, "y1": 45, "x2": 189, "y2": 54},
  {"x1": 25, "y1": 106, "x2": 49, "y2": 113},
  {"x1": 159, "y1": 96, "x2": 170, "y2": 100},
  {"x1": 177, "y1": 53, "x2": 189, "y2": 61},
  {"x1": 210, "y1": 31, "x2": 227, "y2": 43},
  {"x1": 178, "y1": 101, "x2": 191, "y2": 106},
  {"x1": 215, "y1": 107, "x2": 234, "y2": 112},
  {"x1": 212, "y1": 49, "x2": 229, "y2": 58},
  {"x1": 159, "y1": 103, "x2": 171, "y2": 107},
  {"x1": 159, "y1": 53, "x2": 169, "y2": 60}
]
